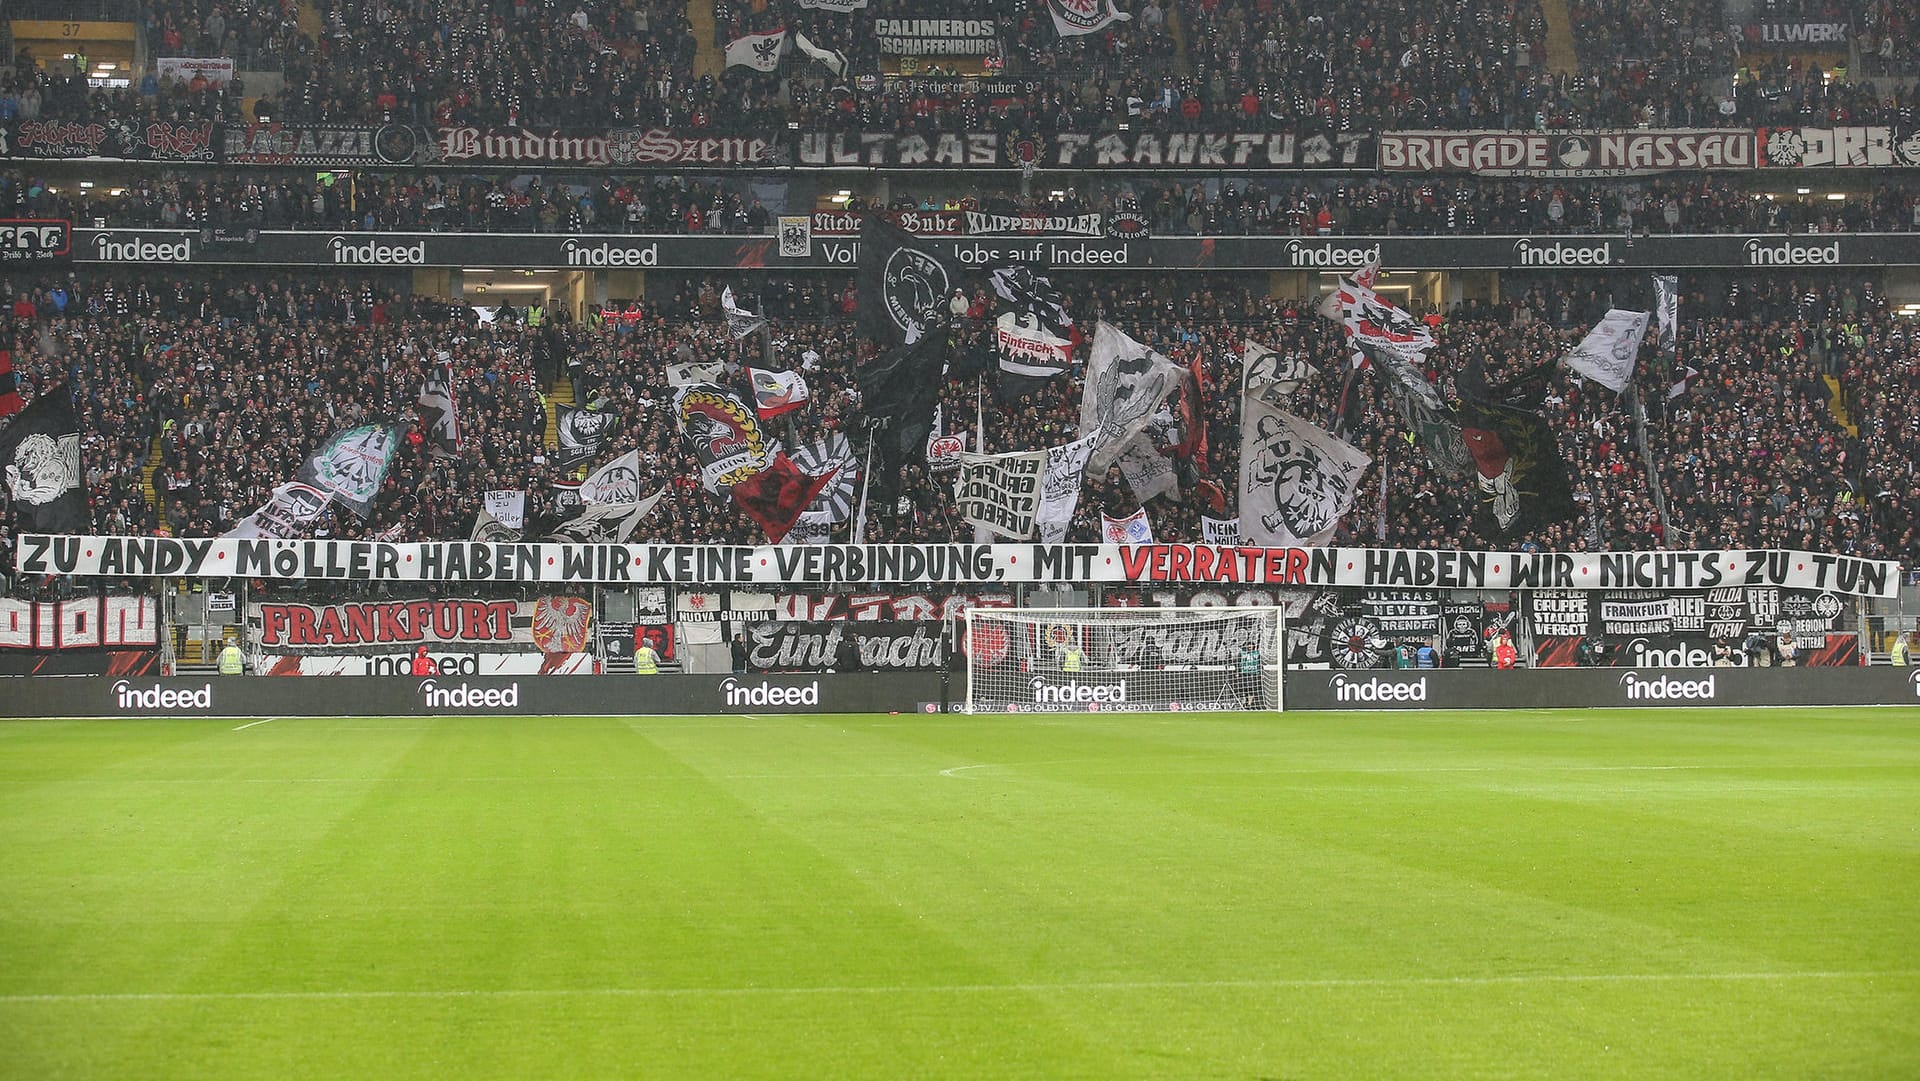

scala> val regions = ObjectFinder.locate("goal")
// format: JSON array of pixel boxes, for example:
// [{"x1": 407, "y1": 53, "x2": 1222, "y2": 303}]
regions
[{"x1": 962, "y1": 606, "x2": 1284, "y2": 714}]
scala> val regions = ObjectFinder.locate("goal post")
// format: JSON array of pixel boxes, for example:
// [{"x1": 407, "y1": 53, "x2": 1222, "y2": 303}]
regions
[{"x1": 961, "y1": 606, "x2": 1285, "y2": 714}]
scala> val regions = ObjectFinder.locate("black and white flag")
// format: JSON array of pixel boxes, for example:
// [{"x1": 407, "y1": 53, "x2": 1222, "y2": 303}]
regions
[
  {"x1": 858, "y1": 216, "x2": 954, "y2": 347},
  {"x1": 724, "y1": 27, "x2": 787, "y2": 71},
  {"x1": 223, "y1": 481, "x2": 332, "y2": 540},
  {"x1": 1563, "y1": 309, "x2": 1649, "y2": 393},
  {"x1": 578, "y1": 449, "x2": 643, "y2": 504},
  {"x1": 1035, "y1": 434, "x2": 1098, "y2": 544},
  {"x1": 1334, "y1": 281, "x2": 1467, "y2": 475},
  {"x1": 721, "y1": 286, "x2": 767, "y2": 340},
  {"x1": 789, "y1": 433, "x2": 858, "y2": 523},
  {"x1": 1241, "y1": 338, "x2": 1314, "y2": 405},
  {"x1": 1116, "y1": 434, "x2": 1177, "y2": 505},
  {"x1": 553, "y1": 403, "x2": 620, "y2": 471},
  {"x1": 995, "y1": 312, "x2": 1074, "y2": 378},
  {"x1": 792, "y1": 30, "x2": 849, "y2": 76},
  {"x1": 1653, "y1": 274, "x2": 1679, "y2": 362},
  {"x1": 0, "y1": 384, "x2": 87, "y2": 534},
  {"x1": 296, "y1": 422, "x2": 403, "y2": 519},
  {"x1": 1079, "y1": 322, "x2": 1183, "y2": 472},
  {"x1": 990, "y1": 265, "x2": 1072, "y2": 336},
  {"x1": 417, "y1": 361, "x2": 459, "y2": 457},
  {"x1": 1238, "y1": 399, "x2": 1370, "y2": 546},
  {"x1": 954, "y1": 448, "x2": 1046, "y2": 540},
  {"x1": 541, "y1": 488, "x2": 666, "y2": 543},
  {"x1": 471, "y1": 505, "x2": 520, "y2": 543},
  {"x1": 1048, "y1": 0, "x2": 1131, "y2": 36},
  {"x1": 667, "y1": 360, "x2": 725, "y2": 387}
]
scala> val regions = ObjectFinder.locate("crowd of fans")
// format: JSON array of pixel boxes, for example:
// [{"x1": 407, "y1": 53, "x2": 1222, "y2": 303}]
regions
[
  {"x1": 142, "y1": 0, "x2": 306, "y2": 70},
  {"x1": 0, "y1": 268, "x2": 1907, "y2": 573},
  {"x1": 0, "y1": 170, "x2": 765, "y2": 235},
  {"x1": 11, "y1": 168, "x2": 1920, "y2": 237},
  {"x1": 6, "y1": 0, "x2": 1916, "y2": 133}
]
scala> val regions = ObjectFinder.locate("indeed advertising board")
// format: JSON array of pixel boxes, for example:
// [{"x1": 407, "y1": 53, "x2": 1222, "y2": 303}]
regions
[
  {"x1": 1290, "y1": 668, "x2": 1920, "y2": 710},
  {"x1": 0, "y1": 674, "x2": 946, "y2": 718}
]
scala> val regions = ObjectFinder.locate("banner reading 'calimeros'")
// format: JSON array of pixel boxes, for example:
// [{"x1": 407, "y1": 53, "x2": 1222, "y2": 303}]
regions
[{"x1": 16, "y1": 536, "x2": 1902, "y2": 597}]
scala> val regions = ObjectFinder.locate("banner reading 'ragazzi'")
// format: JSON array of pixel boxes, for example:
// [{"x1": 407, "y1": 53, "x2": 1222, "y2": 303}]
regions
[{"x1": 15, "y1": 536, "x2": 1903, "y2": 597}]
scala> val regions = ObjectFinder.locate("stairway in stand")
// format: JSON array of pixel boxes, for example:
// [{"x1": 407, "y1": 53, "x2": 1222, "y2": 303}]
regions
[
  {"x1": 687, "y1": 0, "x2": 725, "y2": 80},
  {"x1": 141, "y1": 432, "x2": 166, "y2": 530},
  {"x1": 295, "y1": 0, "x2": 325, "y2": 43},
  {"x1": 544, "y1": 373, "x2": 577, "y2": 453},
  {"x1": 1823, "y1": 375, "x2": 1858, "y2": 436},
  {"x1": 1166, "y1": 6, "x2": 1192, "y2": 77},
  {"x1": 1539, "y1": 0, "x2": 1580, "y2": 76}
]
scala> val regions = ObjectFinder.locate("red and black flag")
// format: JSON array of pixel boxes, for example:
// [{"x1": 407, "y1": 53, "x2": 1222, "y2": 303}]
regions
[
  {"x1": 731, "y1": 452, "x2": 838, "y2": 543},
  {"x1": 1455, "y1": 399, "x2": 1579, "y2": 539}
]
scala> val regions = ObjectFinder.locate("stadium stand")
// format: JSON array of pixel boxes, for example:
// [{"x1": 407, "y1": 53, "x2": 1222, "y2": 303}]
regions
[
  {"x1": 0, "y1": 266, "x2": 1904, "y2": 565},
  {"x1": 7, "y1": 0, "x2": 1913, "y2": 130},
  {"x1": 7, "y1": 170, "x2": 1918, "y2": 236},
  {"x1": 0, "y1": 0, "x2": 1915, "y2": 597}
]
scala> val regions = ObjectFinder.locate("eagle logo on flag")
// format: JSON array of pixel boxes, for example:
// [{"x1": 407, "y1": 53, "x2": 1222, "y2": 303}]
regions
[
  {"x1": 883, "y1": 246, "x2": 948, "y2": 340},
  {"x1": 530, "y1": 596, "x2": 593, "y2": 654},
  {"x1": 5, "y1": 432, "x2": 79, "y2": 506}
]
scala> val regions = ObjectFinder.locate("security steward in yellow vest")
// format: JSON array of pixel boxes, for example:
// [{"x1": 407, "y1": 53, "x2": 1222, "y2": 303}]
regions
[
  {"x1": 634, "y1": 640, "x2": 661, "y2": 674},
  {"x1": 1893, "y1": 633, "x2": 1911, "y2": 667},
  {"x1": 217, "y1": 640, "x2": 246, "y2": 675},
  {"x1": 1061, "y1": 644, "x2": 1085, "y2": 673}
]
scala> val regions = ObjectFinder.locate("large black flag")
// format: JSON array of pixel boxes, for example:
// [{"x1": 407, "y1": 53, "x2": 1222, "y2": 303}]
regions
[
  {"x1": 858, "y1": 216, "x2": 954, "y2": 347},
  {"x1": 860, "y1": 333, "x2": 948, "y2": 446},
  {"x1": 417, "y1": 360, "x2": 460, "y2": 457},
  {"x1": 553, "y1": 403, "x2": 620, "y2": 471},
  {"x1": 0, "y1": 383, "x2": 88, "y2": 533},
  {"x1": 1455, "y1": 400, "x2": 1579, "y2": 539},
  {"x1": 858, "y1": 332, "x2": 949, "y2": 502}
]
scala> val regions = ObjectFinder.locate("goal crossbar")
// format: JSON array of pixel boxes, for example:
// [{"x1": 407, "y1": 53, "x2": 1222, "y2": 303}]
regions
[{"x1": 962, "y1": 606, "x2": 1285, "y2": 714}]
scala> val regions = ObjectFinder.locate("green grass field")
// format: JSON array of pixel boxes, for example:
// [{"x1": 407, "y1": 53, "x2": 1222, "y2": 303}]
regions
[{"x1": 2, "y1": 707, "x2": 1918, "y2": 1080}]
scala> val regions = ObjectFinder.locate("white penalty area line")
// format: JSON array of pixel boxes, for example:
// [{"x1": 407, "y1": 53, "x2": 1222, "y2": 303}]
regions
[
  {"x1": 232, "y1": 717, "x2": 280, "y2": 731},
  {"x1": 936, "y1": 762, "x2": 1913, "y2": 780},
  {"x1": 4, "y1": 970, "x2": 1913, "y2": 1005}
]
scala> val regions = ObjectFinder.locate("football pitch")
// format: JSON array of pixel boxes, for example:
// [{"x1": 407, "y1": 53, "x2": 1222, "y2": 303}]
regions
[{"x1": 2, "y1": 708, "x2": 1917, "y2": 1080}]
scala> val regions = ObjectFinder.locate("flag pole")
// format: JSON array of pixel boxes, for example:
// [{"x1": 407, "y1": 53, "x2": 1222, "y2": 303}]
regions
[
  {"x1": 851, "y1": 428, "x2": 876, "y2": 543},
  {"x1": 974, "y1": 374, "x2": 986, "y2": 453}
]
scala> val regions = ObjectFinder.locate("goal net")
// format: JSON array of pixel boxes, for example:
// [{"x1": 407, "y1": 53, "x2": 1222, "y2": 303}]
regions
[{"x1": 962, "y1": 607, "x2": 1284, "y2": 714}]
